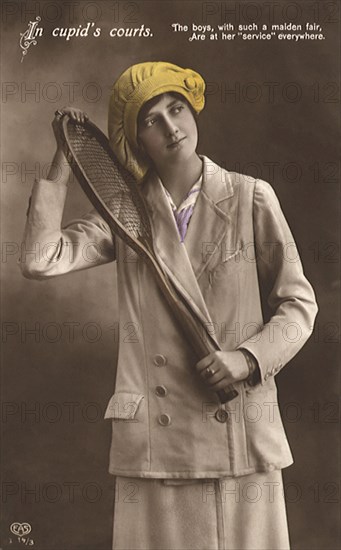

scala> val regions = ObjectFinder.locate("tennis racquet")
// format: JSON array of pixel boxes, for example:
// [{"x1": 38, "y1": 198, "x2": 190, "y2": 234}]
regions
[{"x1": 59, "y1": 115, "x2": 238, "y2": 404}]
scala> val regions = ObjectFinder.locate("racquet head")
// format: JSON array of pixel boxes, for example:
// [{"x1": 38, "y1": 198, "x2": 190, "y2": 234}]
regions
[{"x1": 60, "y1": 115, "x2": 154, "y2": 256}]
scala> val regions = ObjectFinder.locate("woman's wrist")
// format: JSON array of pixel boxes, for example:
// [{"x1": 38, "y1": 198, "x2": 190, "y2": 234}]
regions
[{"x1": 239, "y1": 348, "x2": 261, "y2": 387}]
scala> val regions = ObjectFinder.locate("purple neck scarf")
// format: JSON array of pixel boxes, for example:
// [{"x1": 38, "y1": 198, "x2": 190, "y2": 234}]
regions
[{"x1": 164, "y1": 176, "x2": 203, "y2": 242}]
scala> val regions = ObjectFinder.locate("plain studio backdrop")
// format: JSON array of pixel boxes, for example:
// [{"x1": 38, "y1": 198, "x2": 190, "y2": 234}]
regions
[{"x1": 1, "y1": 1, "x2": 339, "y2": 549}]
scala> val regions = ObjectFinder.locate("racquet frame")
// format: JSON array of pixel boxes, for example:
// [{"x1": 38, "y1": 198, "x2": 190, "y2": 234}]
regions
[{"x1": 60, "y1": 115, "x2": 238, "y2": 404}]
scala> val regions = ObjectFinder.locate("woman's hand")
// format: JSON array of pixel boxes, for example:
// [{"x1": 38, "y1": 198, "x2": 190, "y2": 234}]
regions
[
  {"x1": 195, "y1": 351, "x2": 249, "y2": 391},
  {"x1": 52, "y1": 107, "x2": 89, "y2": 148},
  {"x1": 47, "y1": 107, "x2": 89, "y2": 183}
]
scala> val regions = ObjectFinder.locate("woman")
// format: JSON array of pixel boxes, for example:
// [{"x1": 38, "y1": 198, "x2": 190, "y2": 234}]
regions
[{"x1": 21, "y1": 62, "x2": 318, "y2": 550}]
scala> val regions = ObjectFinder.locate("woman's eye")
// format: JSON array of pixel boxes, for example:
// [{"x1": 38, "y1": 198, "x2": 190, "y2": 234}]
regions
[
  {"x1": 145, "y1": 118, "x2": 157, "y2": 127},
  {"x1": 172, "y1": 105, "x2": 184, "y2": 114}
]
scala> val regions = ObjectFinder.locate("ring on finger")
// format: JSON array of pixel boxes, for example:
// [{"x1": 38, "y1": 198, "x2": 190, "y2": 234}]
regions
[
  {"x1": 55, "y1": 110, "x2": 64, "y2": 118},
  {"x1": 205, "y1": 366, "x2": 215, "y2": 379}
]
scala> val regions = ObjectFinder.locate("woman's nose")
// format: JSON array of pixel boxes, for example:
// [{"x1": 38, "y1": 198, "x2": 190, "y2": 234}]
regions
[{"x1": 163, "y1": 116, "x2": 179, "y2": 136}]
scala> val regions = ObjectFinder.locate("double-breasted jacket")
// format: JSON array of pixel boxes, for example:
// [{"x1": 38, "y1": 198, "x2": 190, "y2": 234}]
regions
[{"x1": 21, "y1": 156, "x2": 318, "y2": 479}]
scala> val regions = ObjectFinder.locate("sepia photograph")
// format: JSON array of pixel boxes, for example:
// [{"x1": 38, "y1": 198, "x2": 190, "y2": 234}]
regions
[{"x1": 1, "y1": 1, "x2": 340, "y2": 549}]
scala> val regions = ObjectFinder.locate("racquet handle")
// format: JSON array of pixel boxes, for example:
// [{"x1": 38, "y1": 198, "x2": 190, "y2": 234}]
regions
[
  {"x1": 178, "y1": 305, "x2": 239, "y2": 403},
  {"x1": 218, "y1": 386, "x2": 239, "y2": 403},
  {"x1": 149, "y1": 260, "x2": 239, "y2": 404}
]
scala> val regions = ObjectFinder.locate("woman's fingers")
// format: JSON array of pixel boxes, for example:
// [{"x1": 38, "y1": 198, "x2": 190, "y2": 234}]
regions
[
  {"x1": 52, "y1": 107, "x2": 88, "y2": 149},
  {"x1": 54, "y1": 107, "x2": 89, "y2": 123},
  {"x1": 68, "y1": 108, "x2": 89, "y2": 123},
  {"x1": 199, "y1": 364, "x2": 234, "y2": 390},
  {"x1": 198, "y1": 359, "x2": 226, "y2": 384},
  {"x1": 195, "y1": 353, "x2": 216, "y2": 373},
  {"x1": 196, "y1": 351, "x2": 238, "y2": 389},
  {"x1": 202, "y1": 369, "x2": 225, "y2": 386},
  {"x1": 196, "y1": 351, "x2": 246, "y2": 390}
]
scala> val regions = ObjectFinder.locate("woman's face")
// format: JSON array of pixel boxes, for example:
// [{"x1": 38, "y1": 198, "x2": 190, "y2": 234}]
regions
[{"x1": 137, "y1": 93, "x2": 198, "y2": 172}]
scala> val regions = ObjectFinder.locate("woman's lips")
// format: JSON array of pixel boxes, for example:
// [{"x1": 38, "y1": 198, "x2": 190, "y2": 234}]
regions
[{"x1": 167, "y1": 137, "x2": 186, "y2": 148}]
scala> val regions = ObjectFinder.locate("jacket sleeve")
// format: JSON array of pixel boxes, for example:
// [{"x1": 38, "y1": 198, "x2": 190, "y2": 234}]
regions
[
  {"x1": 20, "y1": 178, "x2": 116, "y2": 279},
  {"x1": 237, "y1": 178, "x2": 318, "y2": 385}
]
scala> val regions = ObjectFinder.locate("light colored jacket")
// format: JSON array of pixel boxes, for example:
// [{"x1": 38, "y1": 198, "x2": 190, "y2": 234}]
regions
[{"x1": 20, "y1": 156, "x2": 318, "y2": 479}]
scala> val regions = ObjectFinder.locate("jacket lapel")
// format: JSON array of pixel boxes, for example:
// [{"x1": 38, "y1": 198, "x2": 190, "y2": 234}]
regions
[
  {"x1": 184, "y1": 156, "x2": 235, "y2": 278},
  {"x1": 140, "y1": 156, "x2": 235, "y2": 329}
]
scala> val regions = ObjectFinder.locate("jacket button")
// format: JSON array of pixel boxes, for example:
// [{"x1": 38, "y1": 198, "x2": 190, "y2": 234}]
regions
[
  {"x1": 158, "y1": 414, "x2": 171, "y2": 426},
  {"x1": 264, "y1": 373, "x2": 270, "y2": 381},
  {"x1": 215, "y1": 408, "x2": 229, "y2": 423},
  {"x1": 153, "y1": 354, "x2": 167, "y2": 367},
  {"x1": 155, "y1": 385, "x2": 168, "y2": 397}
]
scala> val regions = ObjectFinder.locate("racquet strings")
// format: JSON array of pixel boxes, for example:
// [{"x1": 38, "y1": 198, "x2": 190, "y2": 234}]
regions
[{"x1": 67, "y1": 122, "x2": 152, "y2": 241}]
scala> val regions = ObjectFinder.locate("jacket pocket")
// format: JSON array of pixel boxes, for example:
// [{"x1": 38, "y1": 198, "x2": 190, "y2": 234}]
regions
[{"x1": 104, "y1": 392, "x2": 144, "y2": 420}]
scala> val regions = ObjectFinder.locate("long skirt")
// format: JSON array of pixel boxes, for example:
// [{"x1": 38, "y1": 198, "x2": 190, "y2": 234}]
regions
[{"x1": 112, "y1": 469, "x2": 290, "y2": 550}]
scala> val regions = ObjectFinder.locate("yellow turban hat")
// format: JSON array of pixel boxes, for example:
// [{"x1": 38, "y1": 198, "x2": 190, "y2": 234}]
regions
[{"x1": 108, "y1": 61, "x2": 206, "y2": 182}]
